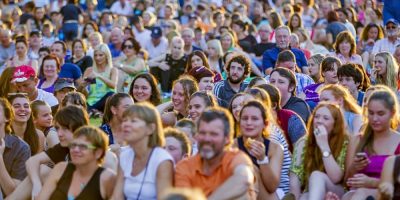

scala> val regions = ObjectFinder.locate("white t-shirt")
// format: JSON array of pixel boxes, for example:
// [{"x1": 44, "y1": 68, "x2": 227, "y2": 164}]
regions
[
  {"x1": 36, "y1": 89, "x2": 58, "y2": 107},
  {"x1": 120, "y1": 147, "x2": 173, "y2": 200},
  {"x1": 144, "y1": 37, "x2": 169, "y2": 60},
  {"x1": 133, "y1": 28, "x2": 152, "y2": 50},
  {"x1": 110, "y1": 1, "x2": 133, "y2": 16}
]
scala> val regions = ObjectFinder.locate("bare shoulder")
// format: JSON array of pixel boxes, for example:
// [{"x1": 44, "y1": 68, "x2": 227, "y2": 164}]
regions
[{"x1": 100, "y1": 168, "x2": 117, "y2": 182}]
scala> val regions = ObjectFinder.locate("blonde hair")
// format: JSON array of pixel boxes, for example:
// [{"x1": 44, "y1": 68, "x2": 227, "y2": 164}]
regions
[
  {"x1": 122, "y1": 102, "x2": 165, "y2": 147},
  {"x1": 320, "y1": 84, "x2": 362, "y2": 114},
  {"x1": 207, "y1": 39, "x2": 224, "y2": 58},
  {"x1": 93, "y1": 43, "x2": 113, "y2": 72},
  {"x1": 74, "y1": 125, "x2": 108, "y2": 164},
  {"x1": 375, "y1": 52, "x2": 399, "y2": 91}
]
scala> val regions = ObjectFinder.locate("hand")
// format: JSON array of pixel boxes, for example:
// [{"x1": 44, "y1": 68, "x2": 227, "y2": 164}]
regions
[
  {"x1": 159, "y1": 62, "x2": 170, "y2": 71},
  {"x1": 367, "y1": 39, "x2": 375, "y2": 45},
  {"x1": 248, "y1": 139, "x2": 266, "y2": 161},
  {"x1": 0, "y1": 138, "x2": 5, "y2": 155},
  {"x1": 347, "y1": 173, "x2": 373, "y2": 188},
  {"x1": 379, "y1": 182, "x2": 394, "y2": 200},
  {"x1": 370, "y1": 68, "x2": 377, "y2": 81},
  {"x1": 352, "y1": 153, "x2": 370, "y2": 171},
  {"x1": 314, "y1": 125, "x2": 329, "y2": 151},
  {"x1": 31, "y1": 184, "x2": 42, "y2": 200}
]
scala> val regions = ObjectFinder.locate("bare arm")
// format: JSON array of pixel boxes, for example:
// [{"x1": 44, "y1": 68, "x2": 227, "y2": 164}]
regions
[
  {"x1": 26, "y1": 152, "x2": 52, "y2": 197},
  {"x1": 156, "y1": 160, "x2": 174, "y2": 198},
  {"x1": 36, "y1": 162, "x2": 67, "y2": 200},
  {"x1": 259, "y1": 142, "x2": 283, "y2": 192},
  {"x1": 46, "y1": 130, "x2": 59, "y2": 148},
  {"x1": 100, "y1": 169, "x2": 117, "y2": 199},
  {"x1": 119, "y1": 59, "x2": 147, "y2": 75},
  {"x1": 96, "y1": 67, "x2": 118, "y2": 89},
  {"x1": 377, "y1": 156, "x2": 396, "y2": 200},
  {"x1": 110, "y1": 166, "x2": 125, "y2": 200},
  {"x1": 289, "y1": 139, "x2": 305, "y2": 199},
  {"x1": 0, "y1": 155, "x2": 21, "y2": 196},
  {"x1": 208, "y1": 163, "x2": 254, "y2": 200},
  {"x1": 103, "y1": 150, "x2": 118, "y2": 172},
  {"x1": 148, "y1": 54, "x2": 167, "y2": 68}
]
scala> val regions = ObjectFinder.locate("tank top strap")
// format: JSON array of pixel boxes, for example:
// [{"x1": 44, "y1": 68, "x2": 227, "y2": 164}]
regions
[{"x1": 237, "y1": 136, "x2": 270, "y2": 167}]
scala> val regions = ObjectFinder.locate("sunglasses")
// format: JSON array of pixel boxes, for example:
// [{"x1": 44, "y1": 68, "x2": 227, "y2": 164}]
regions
[
  {"x1": 283, "y1": 10, "x2": 291, "y2": 13},
  {"x1": 68, "y1": 142, "x2": 96, "y2": 151},
  {"x1": 123, "y1": 45, "x2": 134, "y2": 50},
  {"x1": 386, "y1": 26, "x2": 397, "y2": 30}
]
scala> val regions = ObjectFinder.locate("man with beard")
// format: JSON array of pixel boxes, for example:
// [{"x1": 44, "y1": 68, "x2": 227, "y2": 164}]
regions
[
  {"x1": 372, "y1": 19, "x2": 400, "y2": 55},
  {"x1": 174, "y1": 107, "x2": 255, "y2": 199},
  {"x1": 262, "y1": 25, "x2": 308, "y2": 75},
  {"x1": 213, "y1": 54, "x2": 250, "y2": 107}
]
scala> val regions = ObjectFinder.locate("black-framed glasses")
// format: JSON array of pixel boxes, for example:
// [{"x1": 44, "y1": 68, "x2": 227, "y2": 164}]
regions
[
  {"x1": 68, "y1": 142, "x2": 96, "y2": 151},
  {"x1": 123, "y1": 45, "x2": 134, "y2": 50}
]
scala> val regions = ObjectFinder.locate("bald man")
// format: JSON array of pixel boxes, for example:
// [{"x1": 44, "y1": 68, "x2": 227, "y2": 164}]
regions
[
  {"x1": 108, "y1": 27, "x2": 125, "y2": 58},
  {"x1": 0, "y1": 28, "x2": 15, "y2": 70}
]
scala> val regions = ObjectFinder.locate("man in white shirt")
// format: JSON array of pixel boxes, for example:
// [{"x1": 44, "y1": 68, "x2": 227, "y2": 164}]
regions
[
  {"x1": 372, "y1": 18, "x2": 400, "y2": 55},
  {"x1": 110, "y1": 0, "x2": 133, "y2": 17},
  {"x1": 132, "y1": 16, "x2": 152, "y2": 48},
  {"x1": 144, "y1": 26, "x2": 169, "y2": 59},
  {"x1": 11, "y1": 65, "x2": 58, "y2": 106}
]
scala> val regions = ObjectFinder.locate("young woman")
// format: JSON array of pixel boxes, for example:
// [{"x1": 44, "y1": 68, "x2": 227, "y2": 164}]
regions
[
  {"x1": 129, "y1": 73, "x2": 161, "y2": 106},
  {"x1": 31, "y1": 100, "x2": 59, "y2": 148},
  {"x1": 229, "y1": 93, "x2": 246, "y2": 138},
  {"x1": 8, "y1": 93, "x2": 45, "y2": 155},
  {"x1": 67, "y1": 39, "x2": 93, "y2": 74},
  {"x1": 100, "y1": 93, "x2": 134, "y2": 151},
  {"x1": 112, "y1": 103, "x2": 174, "y2": 200},
  {"x1": 357, "y1": 23, "x2": 384, "y2": 70},
  {"x1": 236, "y1": 100, "x2": 284, "y2": 199},
  {"x1": 6, "y1": 37, "x2": 38, "y2": 72},
  {"x1": 290, "y1": 102, "x2": 349, "y2": 199},
  {"x1": 371, "y1": 52, "x2": 399, "y2": 92},
  {"x1": 377, "y1": 155, "x2": 400, "y2": 200},
  {"x1": 331, "y1": 31, "x2": 363, "y2": 66},
  {"x1": 288, "y1": 13, "x2": 303, "y2": 33},
  {"x1": 300, "y1": 56, "x2": 341, "y2": 110},
  {"x1": 158, "y1": 76, "x2": 199, "y2": 126},
  {"x1": 188, "y1": 91, "x2": 217, "y2": 123},
  {"x1": 206, "y1": 39, "x2": 225, "y2": 78},
  {"x1": 319, "y1": 84, "x2": 363, "y2": 135},
  {"x1": 186, "y1": 50, "x2": 222, "y2": 82},
  {"x1": 83, "y1": 43, "x2": 118, "y2": 115},
  {"x1": 116, "y1": 37, "x2": 148, "y2": 93},
  {"x1": 38, "y1": 55, "x2": 61, "y2": 93},
  {"x1": 343, "y1": 88, "x2": 400, "y2": 200},
  {"x1": 306, "y1": 54, "x2": 325, "y2": 83},
  {"x1": 38, "y1": 126, "x2": 116, "y2": 200},
  {"x1": 0, "y1": 67, "x2": 16, "y2": 98}
]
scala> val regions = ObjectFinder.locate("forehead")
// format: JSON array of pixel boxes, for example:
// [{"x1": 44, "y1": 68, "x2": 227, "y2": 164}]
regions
[
  {"x1": 315, "y1": 106, "x2": 332, "y2": 116},
  {"x1": 166, "y1": 136, "x2": 182, "y2": 147},
  {"x1": 276, "y1": 29, "x2": 289, "y2": 36},
  {"x1": 12, "y1": 97, "x2": 29, "y2": 104},
  {"x1": 230, "y1": 61, "x2": 244, "y2": 68},
  {"x1": 198, "y1": 119, "x2": 225, "y2": 133}
]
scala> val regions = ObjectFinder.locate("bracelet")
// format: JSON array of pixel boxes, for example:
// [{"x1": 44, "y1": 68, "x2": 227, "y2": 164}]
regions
[{"x1": 256, "y1": 156, "x2": 269, "y2": 165}]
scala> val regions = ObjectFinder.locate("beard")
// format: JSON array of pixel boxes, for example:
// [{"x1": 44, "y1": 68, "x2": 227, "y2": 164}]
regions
[
  {"x1": 199, "y1": 142, "x2": 222, "y2": 160},
  {"x1": 228, "y1": 74, "x2": 245, "y2": 84}
]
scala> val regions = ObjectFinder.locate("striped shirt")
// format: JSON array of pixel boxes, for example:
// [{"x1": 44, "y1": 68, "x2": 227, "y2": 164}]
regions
[{"x1": 265, "y1": 73, "x2": 315, "y2": 96}]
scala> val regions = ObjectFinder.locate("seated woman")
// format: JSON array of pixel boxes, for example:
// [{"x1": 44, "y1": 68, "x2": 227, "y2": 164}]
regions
[
  {"x1": 37, "y1": 126, "x2": 116, "y2": 200},
  {"x1": 31, "y1": 100, "x2": 59, "y2": 148},
  {"x1": 66, "y1": 39, "x2": 93, "y2": 74},
  {"x1": 6, "y1": 37, "x2": 38, "y2": 72},
  {"x1": 38, "y1": 55, "x2": 61, "y2": 94},
  {"x1": 319, "y1": 84, "x2": 363, "y2": 135},
  {"x1": 235, "y1": 100, "x2": 284, "y2": 200},
  {"x1": 188, "y1": 91, "x2": 217, "y2": 123},
  {"x1": 343, "y1": 87, "x2": 400, "y2": 200},
  {"x1": 8, "y1": 93, "x2": 45, "y2": 155},
  {"x1": 116, "y1": 37, "x2": 148, "y2": 93},
  {"x1": 158, "y1": 76, "x2": 199, "y2": 126},
  {"x1": 186, "y1": 50, "x2": 222, "y2": 82},
  {"x1": 129, "y1": 72, "x2": 161, "y2": 106},
  {"x1": 377, "y1": 155, "x2": 400, "y2": 200},
  {"x1": 82, "y1": 44, "x2": 118, "y2": 116},
  {"x1": 112, "y1": 103, "x2": 174, "y2": 200},
  {"x1": 290, "y1": 102, "x2": 349, "y2": 199}
]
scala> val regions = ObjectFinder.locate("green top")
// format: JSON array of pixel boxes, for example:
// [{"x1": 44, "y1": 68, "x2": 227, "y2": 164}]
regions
[
  {"x1": 87, "y1": 68, "x2": 115, "y2": 106},
  {"x1": 119, "y1": 57, "x2": 148, "y2": 93},
  {"x1": 290, "y1": 137, "x2": 348, "y2": 191}
]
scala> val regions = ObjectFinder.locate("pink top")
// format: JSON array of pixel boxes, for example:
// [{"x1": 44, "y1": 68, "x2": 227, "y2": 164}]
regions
[{"x1": 360, "y1": 143, "x2": 400, "y2": 178}]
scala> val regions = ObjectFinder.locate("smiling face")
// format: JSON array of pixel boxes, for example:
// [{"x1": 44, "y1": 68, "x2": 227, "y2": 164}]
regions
[
  {"x1": 312, "y1": 106, "x2": 335, "y2": 135},
  {"x1": 33, "y1": 105, "x2": 53, "y2": 129},
  {"x1": 339, "y1": 40, "x2": 351, "y2": 56},
  {"x1": 132, "y1": 78, "x2": 152, "y2": 102},
  {"x1": 94, "y1": 50, "x2": 107, "y2": 66},
  {"x1": 197, "y1": 119, "x2": 228, "y2": 160},
  {"x1": 172, "y1": 83, "x2": 187, "y2": 113},
  {"x1": 43, "y1": 59, "x2": 58, "y2": 78},
  {"x1": 188, "y1": 96, "x2": 207, "y2": 122},
  {"x1": 239, "y1": 106, "x2": 265, "y2": 138},
  {"x1": 11, "y1": 97, "x2": 31, "y2": 123},
  {"x1": 70, "y1": 136, "x2": 100, "y2": 166},
  {"x1": 121, "y1": 115, "x2": 152, "y2": 145},
  {"x1": 231, "y1": 95, "x2": 245, "y2": 122}
]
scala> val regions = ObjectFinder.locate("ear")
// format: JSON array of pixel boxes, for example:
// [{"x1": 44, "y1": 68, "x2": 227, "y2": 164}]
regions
[
  {"x1": 288, "y1": 85, "x2": 295, "y2": 94},
  {"x1": 147, "y1": 123, "x2": 156, "y2": 136},
  {"x1": 110, "y1": 106, "x2": 117, "y2": 115},
  {"x1": 94, "y1": 149, "x2": 103, "y2": 160}
]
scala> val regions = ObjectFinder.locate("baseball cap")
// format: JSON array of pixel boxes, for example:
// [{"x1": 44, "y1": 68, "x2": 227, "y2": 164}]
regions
[
  {"x1": 54, "y1": 78, "x2": 76, "y2": 92},
  {"x1": 385, "y1": 18, "x2": 399, "y2": 26},
  {"x1": 188, "y1": 66, "x2": 215, "y2": 82},
  {"x1": 151, "y1": 26, "x2": 162, "y2": 38},
  {"x1": 12, "y1": 65, "x2": 36, "y2": 83}
]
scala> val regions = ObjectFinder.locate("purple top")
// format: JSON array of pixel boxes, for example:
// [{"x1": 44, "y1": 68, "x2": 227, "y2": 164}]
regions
[
  {"x1": 38, "y1": 79, "x2": 56, "y2": 94},
  {"x1": 303, "y1": 83, "x2": 322, "y2": 102},
  {"x1": 360, "y1": 144, "x2": 400, "y2": 178}
]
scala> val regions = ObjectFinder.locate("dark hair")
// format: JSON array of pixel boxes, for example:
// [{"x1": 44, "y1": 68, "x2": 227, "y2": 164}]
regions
[
  {"x1": 354, "y1": 64, "x2": 371, "y2": 91},
  {"x1": 257, "y1": 84, "x2": 282, "y2": 110},
  {"x1": 52, "y1": 41, "x2": 67, "y2": 53},
  {"x1": 54, "y1": 105, "x2": 89, "y2": 132},
  {"x1": 270, "y1": 67, "x2": 297, "y2": 96},
  {"x1": 186, "y1": 50, "x2": 210, "y2": 72},
  {"x1": 122, "y1": 37, "x2": 141, "y2": 52},
  {"x1": 225, "y1": 54, "x2": 251, "y2": 77},
  {"x1": 320, "y1": 56, "x2": 342, "y2": 78},
  {"x1": 247, "y1": 77, "x2": 267, "y2": 89},
  {"x1": 190, "y1": 91, "x2": 217, "y2": 107},
  {"x1": 327, "y1": 10, "x2": 339, "y2": 23},
  {"x1": 239, "y1": 100, "x2": 270, "y2": 138},
  {"x1": 232, "y1": 19, "x2": 248, "y2": 31},
  {"x1": 39, "y1": 46, "x2": 50, "y2": 54},
  {"x1": 40, "y1": 54, "x2": 61, "y2": 78},
  {"x1": 164, "y1": 127, "x2": 192, "y2": 156},
  {"x1": 129, "y1": 72, "x2": 161, "y2": 106},
  {"x1": 198, "y1": 107, "x2": 234, "y2": 146},
  {"x1": 360, "y1": 23, "x2": 384, "y2": 42},
  {"x1": 288, "y1": 13, "x2": 303, "y2": 32},
  {"x1": 71, "y1": 39, "x2": 87, "y2": 56},
  {"x1": 82, "y1": 21, "x2": 99, "y2": 39},
  {"x1": 102, "y1": 93, "x2": 132, "y2": 124},
  {"x1": 123, "y1": 26, "x2": 135, "y2": 38},
  {"x1": 15, "y1": 37, "x2": 28, "y2": 47},
  {"x1": 277, "y1": 50, "x2": 295, "y2": 63},
  {"x1": 61, "y1": 92, "x2": 87, "y2": 109},
  {"x1": 0, "y1": 98, "x2": 14, "y2": 134},
  {"x1": 337, "y1": 63, "x2": 364, "y2": 89},
  {"x1": 8, "y1": 93, "x2": 39, "y2": 154}
]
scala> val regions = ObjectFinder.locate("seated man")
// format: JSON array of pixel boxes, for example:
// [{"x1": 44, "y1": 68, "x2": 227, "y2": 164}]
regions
[
  {"x1": 0, "y1": 98, "x2": 31, "y2": 198},
  {"x1": 175, "y1": 107, "x2": 255, "y2": 199}
]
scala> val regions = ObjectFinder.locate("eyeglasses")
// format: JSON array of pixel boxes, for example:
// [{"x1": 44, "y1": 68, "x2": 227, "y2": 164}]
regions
[
  {"x1": 68, "y1": 142, "x2": 96, "y2": 151},
  {"x1": 386, "y1": 26, "x2": 397, "y2": 30},
  {"x1": 123, "y1": 45, "x2": 134, "y2": 50},
  {"x1": 283, "y1": 10, "x2": 291, "y2": 13}
]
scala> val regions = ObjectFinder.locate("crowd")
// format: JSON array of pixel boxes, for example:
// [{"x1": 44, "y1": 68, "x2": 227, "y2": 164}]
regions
[{"x1": 1, "y1": 0, "x2": 400, "y2": 199}]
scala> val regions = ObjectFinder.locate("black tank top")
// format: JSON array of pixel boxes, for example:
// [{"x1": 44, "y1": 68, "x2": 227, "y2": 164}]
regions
[
  {"x1": 237, "y1": 136, "x2": 270, "y2": 168},
  {"x1": 393, "y1": 156, "x2": 400, "y2": 199},
  {"x1": 49, "y1": 163, "x2": 104, "y2": 200}
]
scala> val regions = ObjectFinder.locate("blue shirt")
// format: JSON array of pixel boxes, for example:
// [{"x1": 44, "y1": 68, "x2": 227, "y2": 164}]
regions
[
  {"x1": 213, "y1": 80, "x2": 248, "y2": 108},
  {"x1": 108, "y1": 43, "x2": 122, "y2": 58},
  {"x1": 262, "y1": 47, "x2": 308, "y2": 72}
]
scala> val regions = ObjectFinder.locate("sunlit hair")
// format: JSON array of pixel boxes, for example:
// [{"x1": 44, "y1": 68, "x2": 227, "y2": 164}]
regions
[
  {"x1": 60, "y1": 92, "x2": 87, "y2": 110},
  {"x1": 164, "y1": 127, "x2": 192, "y2": 157},
  {"x1": 71, "y1": 39, "x2": 88, "y2": 56},
  {"x1": 207, "y1": 39, "x2": 224, "y2": 58},
  {"x1": 186, "y1": 50, "x2": 210, "y2": 72},
  {"x1": 122, "y1": 102, "x2": 165, "y2": 147},
  {"x1": 269, "y1": 11, "x2": 283, "y2": 29},
  {"x1": 0, "y1": 98, "x2": 14, "y2": 134},
  {"x1": 102, "y1": 93, "x2": 132, "y2": 124},
  {"x1": 334, "y1": 31, "x2": 356, "y2": 56},
  {"x1": 54, "y1": 105, "x2": 90, "y2": 132},
  {"x1": 288, "y1": 13, "x2": 303, "y2": 32},
  {"x1": 73, "y1": 126, "x2": 108, "y2": 164},
  {"x1": 320, "y1": 84, "x2": 362, "y2": 114},
  {"x1": 93, "y1": 44, "x2": 113, "y2": 74},
  {"x1": 31, "y1": 100, "x2": 50, "y2": 119},
  {"x1": 172, "y1": 75, "x2": 199, "y2": 111},
  {"x1": 239, "y1": 100, "x2": 273, "y2": 138},
  {"x1": 0, "y1": 67, "x2": 15, "y2": 98},
  {"x1": 190, "y1": 91, "x2": 217, "y2": 108},
  {"x1": 303, "y1": 102, "x2": 348, "y2": 190},
  {"x1": 374, "y1": 52, "x2": 399, "y2": 91},
  {"x1": 220, "y1": 31, "x2": 236, "y2": 50},
  {"x1": 360, "y1": 23, "x2": 384, "y2": 42},
  {"x1": 89, "y1": 32, "x2": 103, "y2": 45},
  {"x1": 357, "y1": 87, "x2": 400, "y2": 154}
]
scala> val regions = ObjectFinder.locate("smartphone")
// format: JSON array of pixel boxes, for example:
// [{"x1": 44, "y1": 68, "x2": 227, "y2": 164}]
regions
[
  {"x1": 356, "y1": 152, "x2": 368, "y2": 160},
  {"x1": 84, "y1": 77, "x2": 96, "y2": 84}
]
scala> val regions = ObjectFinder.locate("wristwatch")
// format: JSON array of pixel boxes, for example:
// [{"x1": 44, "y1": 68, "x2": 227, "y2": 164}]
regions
[
  {"x1": 257, "y1": 156, "x2": 269, "y2": 165},
  {"x1": 322, "y1": 151, "x2": 331, "y2": 158}
]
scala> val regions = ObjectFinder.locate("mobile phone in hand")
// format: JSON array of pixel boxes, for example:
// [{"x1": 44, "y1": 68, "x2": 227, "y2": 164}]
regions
[{"x1": 356, "y1": 152, "x2": 368, "y2": 160}]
